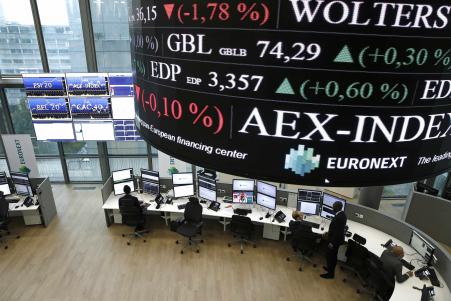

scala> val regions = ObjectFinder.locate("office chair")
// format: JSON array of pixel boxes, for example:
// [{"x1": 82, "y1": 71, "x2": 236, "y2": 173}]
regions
[
  {"x1": 286, "y1": 221, "x2": 320, "y2": 271},
  {"x1": 119, "y1": 201, "x2": 149, "y2": 245},
  {"x1": 0, "y1": 195, "x2": 20, "y2": 250},
  {"x1": 365, "y1": 253, "x2": 394, "y2": 301},
  {"x1": 341, "y1": 238, "x2": 370, "y2": 293},
  {"x1": 176, "y1": 197, "x2": 203, "y2": 254},
  {"x1": 227, "y1": 215, "x2": 256, "y2": 254}
]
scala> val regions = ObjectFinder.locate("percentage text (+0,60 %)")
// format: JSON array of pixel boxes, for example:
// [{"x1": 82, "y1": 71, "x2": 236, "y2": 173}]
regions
[{"x1": 291, "y1": 80, "x2": 410, "y2": 104}]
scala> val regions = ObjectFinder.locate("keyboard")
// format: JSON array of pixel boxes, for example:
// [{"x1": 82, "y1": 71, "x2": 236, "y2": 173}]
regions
[
  {"x1": 234, "y1": 208, "x2": 252, "y2": 216},
  {"x1": 401, "y1": 259, "x2": 415, "y2": 271},
  {"x1": 302, "y1": 220, "x2": 320, "y2": 229},
  {"x1": 427, "y1": 267, "x2": 441, "y2": 287},
  {"x1": 6, "y1": 197, "x2": 21, "y2": 203},
  {"x1": 177, "y1": 203, "x2": 187, "y2": 210}
]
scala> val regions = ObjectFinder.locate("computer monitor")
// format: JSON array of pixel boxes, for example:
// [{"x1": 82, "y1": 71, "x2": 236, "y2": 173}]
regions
[
  {"x1": 112, "y1": 168, "x2": 133, "y2": 183},
  {"x1": 198, "y1": 175, "x2": 216, "y2": 190},
  {"x1": 172, "y1": 173, "x2": 193, "y2": 185},
  {"x1": 141, "y1": 169, "x2": 159, "y2": 183},
  {"x1": 298, "y1": 189, "x2": 322, "y2": 203},
  {"x1": 232, "y1": 179, "x2": 254, "y2": 191},
  {"x1": 0, "y1": 172, "x2": 11, "y2": 196},
  {"x1": 416, "y1": 182, "x2": 439, "y2": 196},
  {"x1": 141, "y1": 169, "x2": 159, "y2": 195},
  {"x1": 257, "y1": 181, "x2": 277, "y2": 198},
  {"x1": 198, "y1": 186, "x2": 216, "y2": 202},
  {"x1": 320, "y1": 193, "x2": 346, "y2": 219},
  {"x1": 15, "y1": 184, "x2": 33, "y2": 197},
  {"x1": 173, "y1": 184, "x2": 194, "y2": 198},
  {"x1": 10, "y1": 172, "x2": 34, "y2": 196},
  {"x1": 298, "y1": 201, "x2": 319, "y2": 215},
  {"x1": 232, "y1": 191, "x2": 254, "y2": 204},
  {"x1": 410, "y1": 230, "x2": 435, "y2": 264},
  {"x1": 256, "y1": 192, "x2": 276, "y2": 210},
  {"x1": 142, "y1": 181, "x2": 159, "y2": 195},
  {"x1": 113, "y1": 180, "x2": 135, "y2": 196}
]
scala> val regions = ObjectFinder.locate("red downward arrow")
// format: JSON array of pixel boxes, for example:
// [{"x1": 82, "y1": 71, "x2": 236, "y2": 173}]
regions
[{"x1": 164, "y1": 4, "x2": 175, "y2": 20}]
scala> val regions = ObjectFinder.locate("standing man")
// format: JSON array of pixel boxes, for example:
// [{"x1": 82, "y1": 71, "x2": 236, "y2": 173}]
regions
[{"x1": 321, "y1": 201, "x2": 347, "y2": 279}]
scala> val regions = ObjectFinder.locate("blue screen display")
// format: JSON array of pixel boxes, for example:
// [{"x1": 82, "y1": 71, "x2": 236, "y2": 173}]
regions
[
  {"x1": 113, "y1": 120, "x2": 142, "y2": 141},
  {"x1": 70, "y1": 97, "x2": 111, "y2": 118},
  {"x1": 23, "y1": 77, "x2": 65, "y2": 91},
  {"x1": 28, "y1": 98, "x2": 69, "y2": 118},
  {"x1": 66, "y1": 76, "x2": 108, "y2": 95},
  {"x1": 111, "y1": 86, "x2": 134, "y2": 96},
  {"x1": 23, "y1": 77, "x2": 65, "y2": 96},
  {"x1": 109, "y1": 75, "x2": 132, "y2": 86}
]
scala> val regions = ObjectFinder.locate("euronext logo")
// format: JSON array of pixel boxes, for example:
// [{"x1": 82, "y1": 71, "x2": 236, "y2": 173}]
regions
[{"x1": 284, "y1": 145, "x2": 320, "y2": 176}]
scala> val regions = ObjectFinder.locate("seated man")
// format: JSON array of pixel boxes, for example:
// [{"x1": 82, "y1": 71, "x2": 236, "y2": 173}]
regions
[
  {"x1": 119, "y1": 185, "x2": 145, "y2": 230},
  {"x1": 380, "y1": 245, "x2": 414, "y2": 283},
  {"x1": 289, "y1": 210, "x2": 321, "y2": 244}
]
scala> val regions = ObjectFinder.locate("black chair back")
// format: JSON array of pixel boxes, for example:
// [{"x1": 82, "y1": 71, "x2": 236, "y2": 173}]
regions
[
  {"x1": 184, "y1": 199, "x2": 203, "y2": 224},
  {"x1": 291, "y1": 222, "x2": 317, "y2": 252},
  {"x1": 346, "y1": 239, "x2": 369, "y2": 276},
  {"x1": 366, "y1": 254, "x2": 394, "y2": 301},
  {"x1": 119, "y1": 201, "x2": 143, "y2": 227},
  {"x1": 353, "y1": 233, "x2": 367, "y2": 245},
  {"x1": 230, "y1": 215, "x2": 254, "y2": 236},
  {"x1": 0, "y1": 196, "x2": 8, "y2": 221}
]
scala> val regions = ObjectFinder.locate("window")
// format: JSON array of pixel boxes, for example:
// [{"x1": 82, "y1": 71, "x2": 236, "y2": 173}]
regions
[
  {"x1": 90, "y1": 0, "x2": 132, "y2": 72},
  {"x1": 5, "y1": 88, "x2": 59, "y2": 155},
  {"x1": 109, "y1": 158, "x2": 148, "y2": 176},
  {"x1": 0, "y1": 0, "x2": 43, "y2": 74},
  {"x1": 0, "y1": 159, "x2": 9, "y2": 176},
  {"x1": 37, "y1": 158, "x2": 64, "y2": 181},
  {"x1": 107, "y1": 141, "x2": 148, "y2": 155},
  {"x1": 66, "y1": 158, "x2": 102, "y2": 181},
  {"x1": 382, "y1": 183, "x2": 413, "y2": 199},
  {"x1": 37, "y1": 0, "x2": 87, "y2": 72},
  {"x1": 63, "y1": 141, "x2": 98, "y2": 156}
]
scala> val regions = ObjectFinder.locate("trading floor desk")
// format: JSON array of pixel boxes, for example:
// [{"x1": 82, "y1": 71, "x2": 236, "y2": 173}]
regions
[
  {"x1": 101, "y1": 191, "x2": 451, "y2": 300},
  {"x1": 6, "y1": 195, "x2": 41, "y2": 225},
  {"x1": 102, "y1": 192, "x2": 296, "y2": 240}
]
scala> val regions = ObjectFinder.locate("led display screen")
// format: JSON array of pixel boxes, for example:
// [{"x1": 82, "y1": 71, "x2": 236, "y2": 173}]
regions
[
  {"x1": 23, "y1": 74, "x2": 66, "y2": 96},
  {"x1": 33, "y1": 122, "x2": 75, "y2": 141},
  {"x1": 130, "y1": 0, "x2": 451, "y2": 186},
  {"x1": 69, "y1": 97, "x2": 112, "y2": 119},
  {"x1": 66, "y1": 73, "x2": 109, "y2": 96},
  {"x1": 28, "y1": 98, "x2": 70, "y2": 119}
]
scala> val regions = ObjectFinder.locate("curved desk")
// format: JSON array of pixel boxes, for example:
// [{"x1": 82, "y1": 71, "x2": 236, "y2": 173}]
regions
[{"x1": 101, "y1": 192, "x2": 451, "y2": 300}]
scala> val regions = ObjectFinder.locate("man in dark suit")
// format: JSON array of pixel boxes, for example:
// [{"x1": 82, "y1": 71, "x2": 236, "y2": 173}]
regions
[
  {"x1": 380, "y1": 245, "x2": 413, "y2": 283},
  {"x1": 119, "y1": 185, "x2": 144, "y2": 230},
  {"x1": 321, "y1": 201, "x2": 347, "y2": 279}
]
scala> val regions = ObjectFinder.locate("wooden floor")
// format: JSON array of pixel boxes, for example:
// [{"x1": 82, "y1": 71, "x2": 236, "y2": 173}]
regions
[{"x1": 0, "y1": 184, "x2": 368, "y2": 301}]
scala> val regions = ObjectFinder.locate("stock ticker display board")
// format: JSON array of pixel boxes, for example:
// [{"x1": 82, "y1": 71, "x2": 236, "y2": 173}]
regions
[{"x1": 129, "y1": 0, "x2": 451, "y2": 186}]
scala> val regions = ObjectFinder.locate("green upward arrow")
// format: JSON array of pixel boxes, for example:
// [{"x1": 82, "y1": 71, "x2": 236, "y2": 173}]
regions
[
  {"x1": 334, "y1": 45, "x2": 354, "y2": 63},
  {"x1": 276, "y1": 78, "x2": 295, "y2": 95}
]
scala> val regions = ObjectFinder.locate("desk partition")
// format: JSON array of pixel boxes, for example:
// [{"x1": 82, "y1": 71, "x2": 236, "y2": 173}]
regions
[
  {"x1": 403, "y1": 191, "x2": 451, "y2": 246},
  {"x1": 346, "y1": 203, "x2": 451, "y2": 290},
  {"x1": 101, "y1": 176, "x2": 113, "y2": 226},
  {"x1": 36, "y1": 177, "x2": 57, "y2": 227}
]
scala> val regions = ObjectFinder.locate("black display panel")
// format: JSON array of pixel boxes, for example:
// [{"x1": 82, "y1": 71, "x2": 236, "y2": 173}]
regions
[{"x1": 130, "y1": 0, "x2": 451, "y2": 186}]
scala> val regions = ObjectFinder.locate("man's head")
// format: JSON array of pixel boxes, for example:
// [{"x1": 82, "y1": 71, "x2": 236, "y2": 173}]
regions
[
  {"x1": 123, "y1": 185, "x2": 131, "y2": 195},
  {"x1": 333, "y1": 201, "x2": 343, "y2": 213},
  {"x1": 292, "y1": 210, "x2": 304, "y2": 221},
  {"x1": 189, "y1": 196, "x2": 199, "y2": 203},
  {"x1": 392, "y1": 246, "x2": 405, "y2": 258}
]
